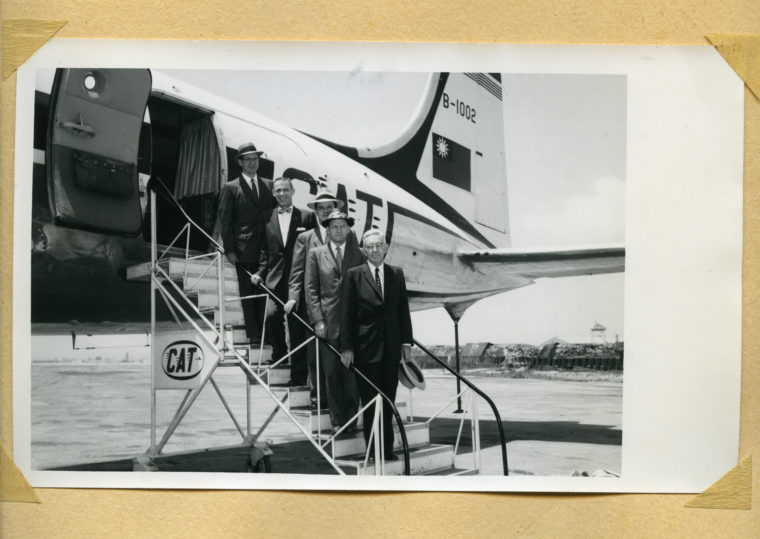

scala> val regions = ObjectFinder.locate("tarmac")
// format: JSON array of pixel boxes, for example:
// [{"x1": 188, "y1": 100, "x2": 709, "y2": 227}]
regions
[{"x1": 52, "y1": 369, "x2": 622, "y2": 476}]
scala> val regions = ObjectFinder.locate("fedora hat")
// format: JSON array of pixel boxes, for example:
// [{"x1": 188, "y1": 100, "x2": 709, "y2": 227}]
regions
[
  {"x1": 307, "y1": 186, "x2": 345, "y2": 210},
  {"x1": 237, "y1": 142, "x2": 264, "y2": 159},
  {"x1": 398, "y1": 356, "x2": 426, "y2": 390},
  {"x1": 321, "y1": 209, "x2": 355, "y2": 228}
]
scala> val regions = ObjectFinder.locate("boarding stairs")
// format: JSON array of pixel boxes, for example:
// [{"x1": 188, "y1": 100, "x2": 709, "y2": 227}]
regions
[
  {"x1": 132, "y1": 180, "x2": 507, "y2": 476},
  {"x1": 128, "y1": 254, "x2": 475, "y2": 476}
]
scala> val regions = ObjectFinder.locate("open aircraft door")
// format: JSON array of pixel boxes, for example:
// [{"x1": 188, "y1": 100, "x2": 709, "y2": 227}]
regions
[{"x1": 48, "y1": 68, "x2": 152, "y2": 235}]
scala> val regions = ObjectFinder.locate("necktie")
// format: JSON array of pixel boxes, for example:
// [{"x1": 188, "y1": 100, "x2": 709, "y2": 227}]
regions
[
  {"x1": 278, "y1": 206, "x2": 292, "y2": 214},
  {"x1": 375, "y1": 267, "x2": 383, "y2": 296},
  {"x1": 249, "y1": 177, "x2": 259, "y2": 200},
  {"x1": 335, "y1": 246, "x2": 343, "y2": 274}
]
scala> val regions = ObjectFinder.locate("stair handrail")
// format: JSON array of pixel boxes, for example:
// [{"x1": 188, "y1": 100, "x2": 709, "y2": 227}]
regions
[
  {"x1": 252, "y1": 280, "x2": 412, "y2": 476},
  {"x1": 149, "y1": 178, "x2": 411, "y2": 475},
  {"x1": 149, "y1": 177, "x2": 226, "y2": 254},
  {"x1": 413, "y1": 340, "x2": 509, "y2": 476}
]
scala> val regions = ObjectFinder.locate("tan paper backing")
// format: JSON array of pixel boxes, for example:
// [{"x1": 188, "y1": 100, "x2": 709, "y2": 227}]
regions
[{"x1": 1, "y1": 1, "x2": 758, "y2": 536}]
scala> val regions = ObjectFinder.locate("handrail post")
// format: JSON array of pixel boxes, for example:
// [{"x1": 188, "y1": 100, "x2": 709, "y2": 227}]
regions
[
  {"x1": 149, "y1": 189, "x2": 157, "y2": 455},
  {"x1": 414, "y1": 339, "x2": 509, "y2": 476}
]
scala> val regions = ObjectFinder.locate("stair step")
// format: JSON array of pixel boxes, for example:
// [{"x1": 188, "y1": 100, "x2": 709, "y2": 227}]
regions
[
  {"x1": 316, "y1": 421, "x2": 430, "y2": 458},
  {"x1": 293, "y1": 401, "x2": 409, "y2": 433},
  {"x1": 247, "y1": 365, "x2": 291, "y2": 386},
  {"x1": 276, "y1": 386, "x2": 311, "y2": 409},
  {"x1": 198, "y1": 292, "x2": 244, "y2": 312},
  {"x1": 231, "y1": 327, "x2": 248, "y2": 345},
  {"x1": 185, "y1": 277, "x2": 240, "y2": 294},
  {"x1": 213, "y1": 308, "x2": 245, "y2": 326},
  {"x1": 336, "y1": 444, "x2": 454, "y2": 476},
  {"x1": 126, "y1": 257, "x2": 239, "y2": 283}
]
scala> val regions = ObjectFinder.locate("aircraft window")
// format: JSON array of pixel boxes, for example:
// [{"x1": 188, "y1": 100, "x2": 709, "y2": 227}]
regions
[
  {"x1": 83, "y1": 74, "x2": 96, "y2": 90},
  {"x1": 81, "y1": 70, "x2": 105, "y2": 98}
]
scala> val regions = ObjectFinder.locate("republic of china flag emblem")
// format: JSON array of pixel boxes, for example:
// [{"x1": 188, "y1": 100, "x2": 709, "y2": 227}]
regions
[{"x1": 432, "y1": 133, "x2": 471, "y2": 191}]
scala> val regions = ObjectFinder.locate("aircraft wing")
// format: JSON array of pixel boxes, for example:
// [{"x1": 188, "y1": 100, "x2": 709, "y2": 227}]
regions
[{"x1": 458, "y1": 245, "x2": 625, "y2": 280}]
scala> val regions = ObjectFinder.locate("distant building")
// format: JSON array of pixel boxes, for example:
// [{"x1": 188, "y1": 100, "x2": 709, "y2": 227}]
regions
[{"x1": 591, "y1": 322, "x2": 607, "y2": 343}]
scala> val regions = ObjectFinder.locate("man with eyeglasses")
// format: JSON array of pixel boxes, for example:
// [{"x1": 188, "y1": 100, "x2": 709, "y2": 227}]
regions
[
  {"x1": 339, "y1": 229, "x2": 414, "y2": 460},
  {"x1": 219, "y1": 142, "x2": 275, "y2": 345}
]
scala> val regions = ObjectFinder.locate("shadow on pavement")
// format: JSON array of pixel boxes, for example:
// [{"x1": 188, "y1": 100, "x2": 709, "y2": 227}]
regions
[{"x1": 424, "y1": 416, "x2": 622, "y2": 450}]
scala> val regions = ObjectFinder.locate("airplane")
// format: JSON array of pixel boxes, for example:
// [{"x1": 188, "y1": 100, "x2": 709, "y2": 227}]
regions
[{"x1": 30, "y1": 68, "x2": 624, "y2": 338}]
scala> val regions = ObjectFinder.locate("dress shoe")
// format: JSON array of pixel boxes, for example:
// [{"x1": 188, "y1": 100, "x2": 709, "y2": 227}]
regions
[
  {"x1": 385, "y1": 453, "x2": 399, "y2": 462},
  {"x1": 287, "y1": 379, "x2": 305, "y2": 387}
]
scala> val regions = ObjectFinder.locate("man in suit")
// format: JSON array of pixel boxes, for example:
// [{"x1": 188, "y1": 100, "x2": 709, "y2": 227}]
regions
[
  {"x1": 218, "y1": 142, "x2": 275, "y2": 344},
  {"x1": 251, "y1": 177, "x2": 317, "y2": 385},
  {"x1": 304, "y1": 210, "x2": 365, "y2": 433},
  {"x1": 284, "y1": 187, "x2": 358, "y2": 406},
  {"x1": 339, "y1": 229, "x2": 414, "y2": 460}
]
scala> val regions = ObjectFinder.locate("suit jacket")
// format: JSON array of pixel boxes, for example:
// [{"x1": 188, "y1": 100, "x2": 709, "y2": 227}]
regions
[
  {"x1": 305, "y1": 242, "x2": 365, "y2": 341},
  {"x1": 256, "y1": 206, "x2": 317, "y2": 298},
  {"x1": 339, "y1": 263, "x2": 413, "y2": 365},
  {"x1": 218, "y1": 175, "x2": 274, "y2": 263},
  {"x1": 289, "y1": 227, "x2": 359, "y2": 311}
]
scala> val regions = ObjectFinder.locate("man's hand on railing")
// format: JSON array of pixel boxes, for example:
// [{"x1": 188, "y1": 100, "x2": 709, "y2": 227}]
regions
[
  {"x1": 283, "y1": 299, "x2": 297, "y2": 315},
  {"x1": 341, "y1": 350, "x2": 354, "y2": 369},
  {"x1": 250, "y1": 273, "x2": 263, "y2": 287},
  {"x1": 314, "y1": 320, "x2": 327, "y2": 339},
  {"x1": 226, "y1": 252, "x2": 237, "y2": 265}
]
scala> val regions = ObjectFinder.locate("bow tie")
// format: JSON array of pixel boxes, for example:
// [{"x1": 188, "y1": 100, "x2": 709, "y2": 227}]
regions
[{"x1": 278, "y1": 206, "x2": 293, "y2": 214}]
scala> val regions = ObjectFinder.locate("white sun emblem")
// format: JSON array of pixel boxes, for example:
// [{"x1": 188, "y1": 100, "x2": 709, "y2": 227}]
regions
[{"x1": 435, "y1": 137, "x2": 449, "y2": 158}]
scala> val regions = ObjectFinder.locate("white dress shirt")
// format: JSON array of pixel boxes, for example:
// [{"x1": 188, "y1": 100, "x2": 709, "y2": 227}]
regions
[
  {"x1": 241, "y1": 172, "x2": 258, "y2": 198},
  {"x1": 277, "y1": 206, "x2": 293, "y2": 244}
]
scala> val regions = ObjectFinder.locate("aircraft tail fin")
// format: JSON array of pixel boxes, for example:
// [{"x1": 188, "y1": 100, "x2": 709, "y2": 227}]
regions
[
  {"x1": 354, "y1": 73, "x2": 510, "y2": 248},
  {"x1": 305, "y1": 73, "x2": 509, "y2": 248}
]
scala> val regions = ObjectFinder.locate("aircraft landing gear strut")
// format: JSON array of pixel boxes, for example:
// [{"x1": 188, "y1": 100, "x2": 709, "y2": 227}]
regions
[{"x1": 444, "y1": 305, "x2": 466, "y2": 414}]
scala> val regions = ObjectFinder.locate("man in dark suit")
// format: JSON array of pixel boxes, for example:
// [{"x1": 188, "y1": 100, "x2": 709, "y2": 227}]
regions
[
  {"x1": 284, "y1": 187, "x2": 358, "y2": 406},
  {"x1": 251, "y1": 177, "x2": 317, "y2": 385},
  {"x1": 339, "y1": 229, "x2": 414, "y2": 460},
  {"x1": 218, "y1": 142, "x2": 275, "y2": 344},
  {"x1": 305, "y1": 210, "x2": 365, "y2": 432}
]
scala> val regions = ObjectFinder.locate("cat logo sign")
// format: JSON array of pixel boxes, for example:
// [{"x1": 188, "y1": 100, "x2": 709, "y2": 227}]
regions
[
  {"x1": 154, "y1": 330, "x2": 216, "y2": 389},
  {"x1": 162, "y1": 341, "x2": 204, "y2": 380}
]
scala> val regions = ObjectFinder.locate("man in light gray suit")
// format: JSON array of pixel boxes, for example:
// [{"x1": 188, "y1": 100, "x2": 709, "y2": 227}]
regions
[
  {"x1": 285, "y1": 187, "x2": 357, "y2": 406},
  {"x1": 304, "y1": 210, "x2": 365, "y2": 432}
]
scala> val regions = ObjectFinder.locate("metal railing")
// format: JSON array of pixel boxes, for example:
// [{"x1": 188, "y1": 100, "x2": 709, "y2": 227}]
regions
[
  {"x1": 148, "y1": 178, "x2": 410, "y2": 475},
  {"x1": 413, "y1": 340, "x2": 509, "y2": 476},
  {"x1": 148, "y1": 180, "x2": 343, "y2": 473},
  {"x1": 250, "y1": 280, "x2": 411, "y2": 476}
]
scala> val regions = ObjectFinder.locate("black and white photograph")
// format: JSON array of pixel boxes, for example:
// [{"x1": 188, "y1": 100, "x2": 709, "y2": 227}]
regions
[{"x1": 13, "y1": 41, "x2": 743, "y2": 492}]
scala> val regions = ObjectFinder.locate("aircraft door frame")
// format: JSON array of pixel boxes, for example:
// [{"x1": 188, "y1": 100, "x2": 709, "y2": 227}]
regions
[{"x1": 48, "y1": 68, "x2": 152, "y2": 236}]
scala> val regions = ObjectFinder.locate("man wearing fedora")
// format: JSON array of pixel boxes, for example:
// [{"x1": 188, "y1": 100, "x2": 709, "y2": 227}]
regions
[
  {"x1": 251, "y1": 177, "x2": 317, "y2": 386},
  {"x1": 218, "y1": 142, "x2": 274, "y2": 344},
  {"x1": 304, "y1": 210, "x2": 365, "y2": 433},
  {"x1": 285, "y1": 187, "x2": 358, "y2": 406},
  {"x1": 339, "y1": 229, "x2": 413, "y2": 460}
]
